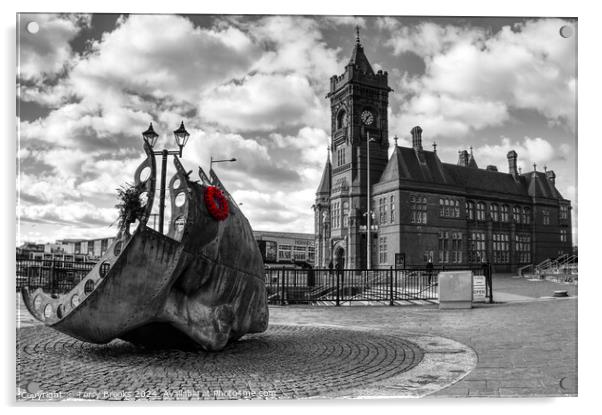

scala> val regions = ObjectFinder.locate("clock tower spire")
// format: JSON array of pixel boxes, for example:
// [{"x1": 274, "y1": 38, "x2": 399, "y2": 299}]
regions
[{"x1": 321, "y1": 29, "x2": 392, "y2": 269}]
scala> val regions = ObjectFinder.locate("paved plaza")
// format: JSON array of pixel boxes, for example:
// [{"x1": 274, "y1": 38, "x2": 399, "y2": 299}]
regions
[{"x1": 16, "y1": 274, "x2": 577, "y2": 400}]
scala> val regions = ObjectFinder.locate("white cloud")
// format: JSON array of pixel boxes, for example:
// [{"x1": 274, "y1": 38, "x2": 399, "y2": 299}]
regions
[
  {"x1": 199, "y1": 73, "x2": 328, "y2": 132},
  {"x1": 246, "y1": 16, "x2": 342, "y2": 84},
  {"x1": 194, "y1": 16, "x2": 340, "y2": 132},
  {"x1": 17, "y1": 201, "x2": 117, "y2": 227},
  {"x1": 386, "y1": 21, "x2": 484, "y2": 58},
  {"x1": 18, "y1": 14, "x2": 90, "y2": 82},
  {"x1": 20, "y1": 101, "x2": 150, "y2": 151},
  {"x1": 18, "y1": 173, "x2": 81, "y2": 203},
  {"x1": 392, "y1": 91, "x2": 508, "y2": 139},
  {"x1": 322, "y1": 16, "x2": 367, "y2": 28},
  {"x1": 269, "y1": 127, "x2": 330, "y2": 166},
  {"x1": 385, "y1": 19, "x2": 577, "y2": 138},
  {"x1": 233, "y1": 188, "x2": 316, "y2": 233},
  {"x1": 474, "y1": 136, "x2": 559, "y2": 173},
  {"x1": 70, "y1": 15, "x2": 259, "y2": 104},
  {"x1": 375, "y1": 17, "x2": 399, "y2": 32}
]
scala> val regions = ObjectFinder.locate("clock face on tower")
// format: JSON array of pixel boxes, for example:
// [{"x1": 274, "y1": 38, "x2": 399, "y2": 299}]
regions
[{"x1": 361, "y1": 110, "x2": 374, "y2": 126}]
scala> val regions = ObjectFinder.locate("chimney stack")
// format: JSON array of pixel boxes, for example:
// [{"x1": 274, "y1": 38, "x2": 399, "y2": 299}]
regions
[
  {"x1": 546, "y1": 170, "x2": 556, "y2": 186},
  {"x1": 507, "y1": 150, "x2": 518, "y2": 177},
  {"x1": 486, "y1": 165, "x2": 498, "y2": 172},
  {"x1": 457, "y1": 150, "x2": 469, "y2": 167},
  {"x1": 411, "y1": 126, "x2": 423, "y2": 151}
]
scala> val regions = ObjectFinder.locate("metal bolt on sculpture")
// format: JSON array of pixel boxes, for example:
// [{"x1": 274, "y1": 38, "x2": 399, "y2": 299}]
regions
[{"x1": 21, "y1": 142, "x2": 269, "y2": 351}]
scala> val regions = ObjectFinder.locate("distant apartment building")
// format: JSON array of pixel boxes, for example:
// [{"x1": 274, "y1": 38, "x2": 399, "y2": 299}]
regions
[
  {"x1": 18, "y1": 237, "x2": 116, "y2": 262},
  {"x1": 253, "y1": 230, "x2": 315, "y2": 268},
  {"x1": 16, "y1": 242, "x2": 44, "y2": 260}
]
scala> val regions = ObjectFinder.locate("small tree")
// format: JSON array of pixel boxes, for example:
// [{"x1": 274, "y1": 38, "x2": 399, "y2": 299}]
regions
[{"x1": 114, "y1": 183, "x2": 145, "y2": 236}]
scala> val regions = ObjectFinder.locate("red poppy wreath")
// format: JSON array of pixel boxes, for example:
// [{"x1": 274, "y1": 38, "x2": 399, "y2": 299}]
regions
[{"x1": 204, "y1": 186, "x2": 229, "y2": 221}]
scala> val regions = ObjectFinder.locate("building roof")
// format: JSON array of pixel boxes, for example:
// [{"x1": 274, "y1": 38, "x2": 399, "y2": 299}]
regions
[
  {"x1": 253, "y1": 230, "x2": 314, "y2": 240},
  {"x1": 316, "y1": 153, "x2": 332, "y2": 195},
  {"x1": 444, "y1": 163, "x2": 529, "y2": 196},
  {"x1": 467, "y1": 153, "x2": 478, "y2": 168},
  {"x1": 347, "y1": 39, "x2": 374, "y2": 76},
  {"x1": 524, "y1": 171, "x2": 563, "y2": 199},
  {"x1": 377, "y1": 145, "x2": 565, "y2": 200},
  {"x1": 379, "y1": 146, "x2": 449, "y2": 185}
]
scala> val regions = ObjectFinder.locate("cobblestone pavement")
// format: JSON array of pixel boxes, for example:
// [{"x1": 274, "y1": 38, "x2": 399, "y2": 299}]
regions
[
  {"x1": 269, "y1": 297, "x2": 578, "y2": 398},
  {"x1": 16, "y1": 323, "x2": 477, "y2": 401}
]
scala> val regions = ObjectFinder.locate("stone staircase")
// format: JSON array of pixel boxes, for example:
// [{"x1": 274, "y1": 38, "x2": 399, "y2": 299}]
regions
[{"x1": 519, "y1": 254, "x2": 578, "y2": 284}]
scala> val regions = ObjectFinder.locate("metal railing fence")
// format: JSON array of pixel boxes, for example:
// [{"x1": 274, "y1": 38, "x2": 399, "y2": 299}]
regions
[
  {"x1": 17, "y1": 259, "x2": 486, "y2": 306},
  {"x1": 16, "y1": 259, "x2": 96, "y2": 295},
  {"x1": 265, "y1": 266, "x2": 485, "y2": 306}
]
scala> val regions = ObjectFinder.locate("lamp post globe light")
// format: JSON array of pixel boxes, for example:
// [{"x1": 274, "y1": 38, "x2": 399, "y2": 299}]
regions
[
  {"x1": 141, "y1": 121, "x2": 191, "y2": 235},
  {"x1": 173, "y1": 121, "x2": 190, "y2": 157},
  {"x1": 142, "y1": 123, "x2": 159, "y2": 148}
]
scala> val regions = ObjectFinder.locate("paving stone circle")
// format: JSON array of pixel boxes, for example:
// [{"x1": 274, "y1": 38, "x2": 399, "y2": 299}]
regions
[{"x1": 17, "y1": 324, "x2": 424, "y2": 401}]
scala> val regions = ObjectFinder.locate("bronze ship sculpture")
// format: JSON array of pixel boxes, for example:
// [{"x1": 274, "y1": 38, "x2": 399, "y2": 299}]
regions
[{"x1": 21, "y1": 142, "x2": 269, "y2": 351}]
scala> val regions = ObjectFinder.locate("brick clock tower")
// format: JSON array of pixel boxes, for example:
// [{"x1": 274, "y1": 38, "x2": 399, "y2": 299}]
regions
[{"x1": 315, "y1": 28, "x2": 392, "y2": 269}]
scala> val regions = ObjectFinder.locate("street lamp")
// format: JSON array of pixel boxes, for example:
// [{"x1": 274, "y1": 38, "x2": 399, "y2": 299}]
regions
[
  {"x1": 141, "y1": 121, "x2": 191, "y2": 235},
  {"x1": 366, "y1": 131, "x2": 377, "y2": 269},
  {"x1": 173, "y1": 121, "x2": 190, "y2": 157},
  {"x1": 142, "y1": 123, "x2": 159, "y2": 147},
  {"x1": 210, "y1": 156, "x2": 237, "y2": 171}
]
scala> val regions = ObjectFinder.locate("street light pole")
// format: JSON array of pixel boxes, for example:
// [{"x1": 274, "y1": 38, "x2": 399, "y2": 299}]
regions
[
  {"x1": 367, "y1": 131, "x2": 371, "y2": 270},
  {"x1": 210, "y1": 156, "x2": 237, "y2": 171},
  {"x1": 158, "y1": 149, "x2": 168, "y2": 234},
  {"x1": 142, "y1": 121, "x2": 191, "y2": 235},
  {"x1": 366, "y1": 131, "x2": 376, "y2": 270}
]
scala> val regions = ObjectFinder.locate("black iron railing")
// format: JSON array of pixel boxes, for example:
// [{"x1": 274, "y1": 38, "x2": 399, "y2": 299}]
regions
[
  {"x1": 16, "y1": 259, "x2": 96, "y2": 295},
  {"x1": 265, "y1": 266, "x2": 485, "y2": 306},
  {"x1": 16, "y1": 259, "x2": 486, "y2": 306}
]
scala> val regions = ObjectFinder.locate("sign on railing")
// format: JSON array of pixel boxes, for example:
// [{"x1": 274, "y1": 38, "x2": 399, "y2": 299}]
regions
[{"x1": 473, "y1": 274, "x2": 487, "y2": 302}]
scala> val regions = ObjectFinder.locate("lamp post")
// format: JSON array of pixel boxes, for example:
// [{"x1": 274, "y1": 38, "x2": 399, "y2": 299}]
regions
[
  {"x1": 366, "y1": 131, "x2": 377, "y2": 269},
  {"x1": 142, "y1": 121, "x2": 190, "y2": 235},
  {"x1": 210, "y1": 156, "x2": 237, "y2": 171}
]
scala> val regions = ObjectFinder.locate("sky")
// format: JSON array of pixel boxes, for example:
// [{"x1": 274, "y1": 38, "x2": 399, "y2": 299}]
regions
[{"x1": 16, "y1": 13, "x2": 578, "y2": 245}]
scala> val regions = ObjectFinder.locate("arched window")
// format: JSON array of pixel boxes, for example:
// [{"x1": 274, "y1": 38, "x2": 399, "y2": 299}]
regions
[
  {"x1": 476, "y1": 202, "x2": 486, "y2": 221},
  {"x1": 331, "y1": 201, "x2": 340, "y2": 229},
  {"x1": 342, "y1": 201, "x2": 349, "y2": 228},
  {"x1": 466, "y1": 201, "x2": 475, "y2": 220},
  {"x1": 513, "y1": 206, "x2": 521, "y2": 223},
  {"x1": 336, "y1": 110, "x2": 347, "y2": 129},
  {"x1": 523, "y1": 207, "x2": 531, "y2": 225},
  {"x1": 378, "y1": 197, "x2": 387, "y2": 224},
  {"x1": 500, "y1": 205, "x2": 509, "y2": 222},
  {"x1": 490, "y1": 204, "x2": 499, "y2": 222}
]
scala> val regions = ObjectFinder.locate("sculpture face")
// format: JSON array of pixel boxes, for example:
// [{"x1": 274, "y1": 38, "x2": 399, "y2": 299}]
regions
[{"x1": 22, "y1": 146, "x2": 268, "y2": 351}]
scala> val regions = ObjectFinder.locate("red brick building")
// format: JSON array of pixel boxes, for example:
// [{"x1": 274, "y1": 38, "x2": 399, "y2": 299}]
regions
[{"x1": 313, "y1": 31, "x2": 572, "y2": 273}]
